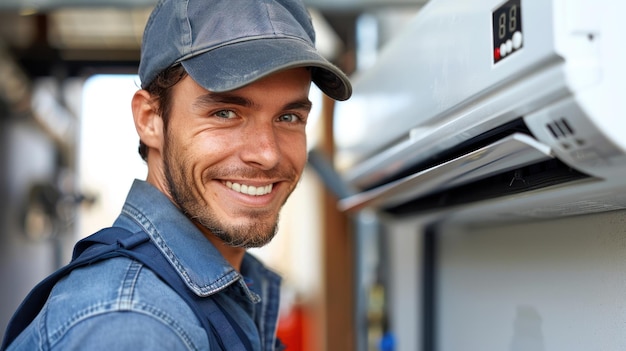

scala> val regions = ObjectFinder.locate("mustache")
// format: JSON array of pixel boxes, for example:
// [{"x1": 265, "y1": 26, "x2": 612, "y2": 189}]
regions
[{"x1": 202, "y1": 165, "x2": 298, "y2": 183}]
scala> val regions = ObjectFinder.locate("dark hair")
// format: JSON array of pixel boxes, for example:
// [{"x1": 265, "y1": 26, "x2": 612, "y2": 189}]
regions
[{"x1": 138, "y1": 64, "x2": 188, "y2": 161}]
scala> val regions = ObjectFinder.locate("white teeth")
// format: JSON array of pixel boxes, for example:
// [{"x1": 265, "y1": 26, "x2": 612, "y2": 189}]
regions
[{"x1": 225, "y1": 181, "x2": 273, "y2": 196}]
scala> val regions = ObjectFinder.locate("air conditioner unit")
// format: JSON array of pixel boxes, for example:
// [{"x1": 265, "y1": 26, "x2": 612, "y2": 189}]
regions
[{"x1": 333, "y1": 0, "x2": 626, "y2": 222}]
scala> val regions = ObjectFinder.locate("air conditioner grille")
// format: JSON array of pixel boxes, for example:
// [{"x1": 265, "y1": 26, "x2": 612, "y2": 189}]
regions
[{"x1": 546, "y1": 118, "x2": 576, "y2": 139}]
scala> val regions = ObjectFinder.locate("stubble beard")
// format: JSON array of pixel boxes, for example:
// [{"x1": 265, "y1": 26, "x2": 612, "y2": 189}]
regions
[{"x1": 162, "y1": 137, "x2": 294, "y2": 248}]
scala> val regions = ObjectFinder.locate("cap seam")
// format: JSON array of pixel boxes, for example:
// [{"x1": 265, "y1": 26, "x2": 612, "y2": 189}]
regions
[
  {"x1": 181, "y1": 0, "x2": 192, "y2": 55},
  {"x1": 262, "y1": 0, "x2": 278, "y2": 35},
  {"x1": 175, "y1": 35, "x2": 312, "y2": 63},
  {"x1": 142, "y1": 0, "x2": 166, "y2": 45}
]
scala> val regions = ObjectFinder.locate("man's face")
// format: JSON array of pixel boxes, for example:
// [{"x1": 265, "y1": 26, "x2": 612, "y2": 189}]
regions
[{"x1": 162, "y1": 68, "x2": 312, "y2": 248}]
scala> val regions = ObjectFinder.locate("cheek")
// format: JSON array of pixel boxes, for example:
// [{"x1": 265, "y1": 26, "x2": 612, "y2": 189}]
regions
[
  {"x1": 284, "y1": 135, "x2": 308, "y2": 170},
  {"x1": 187, "y1": 130, "x2": 232, "y2": 158},
  {"x1": 190, "y1": 139, "x2": 231, "y2": 181},
  {"x1": 167, "y1": 130, "x2": 229, "y2": 181}
]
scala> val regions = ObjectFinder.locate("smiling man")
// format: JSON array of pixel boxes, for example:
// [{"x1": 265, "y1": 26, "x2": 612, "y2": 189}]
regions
[
  {"x1": 2, "y1": 0, "x2": 351, "y2": 350},
  {"x1": 136, "y1": 67, "x2": 314, "y2": 267}
]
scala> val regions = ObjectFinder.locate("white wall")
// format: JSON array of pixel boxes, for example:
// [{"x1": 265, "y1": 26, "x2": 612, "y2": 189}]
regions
[
  {"x1": 78, "y1": 74, "x2": 147, "y2": 238},
  {"x1": 436, "y1": 210, "x2": 626, "y2": 351}
]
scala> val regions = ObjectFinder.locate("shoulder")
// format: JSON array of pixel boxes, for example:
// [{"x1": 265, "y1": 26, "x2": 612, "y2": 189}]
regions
[{"x1": 25, "y1": 256, "x2": 208, "y2": 350}]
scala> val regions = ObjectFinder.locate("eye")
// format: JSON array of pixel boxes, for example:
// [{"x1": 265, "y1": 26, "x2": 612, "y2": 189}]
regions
[
  {"x1": 277, "y1": 113, "x2": 302, "y2": 123},
  {"x1": 214, "y1": 109, "x2": 237, "y2": 119}
]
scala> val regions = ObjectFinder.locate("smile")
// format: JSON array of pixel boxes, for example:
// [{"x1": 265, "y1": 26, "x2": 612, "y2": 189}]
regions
[{"x1": 225, "y1": 181, "x2": 273, "y2": 196}]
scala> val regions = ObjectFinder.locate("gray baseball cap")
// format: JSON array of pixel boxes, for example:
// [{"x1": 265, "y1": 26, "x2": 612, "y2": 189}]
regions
[{"x1": 138, "y1": 0, "x2": 352, "y2": 101}]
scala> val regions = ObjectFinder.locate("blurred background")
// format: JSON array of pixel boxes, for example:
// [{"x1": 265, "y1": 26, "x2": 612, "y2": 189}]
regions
[
  {"x1": 3, "y1": 1, "x2": 626, "y2": 351},
  {"x1": 0, "y1": 1, "x2": 421, "y2": 350}
]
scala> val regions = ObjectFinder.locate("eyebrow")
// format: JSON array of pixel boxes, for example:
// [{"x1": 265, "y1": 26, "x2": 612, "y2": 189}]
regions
[
  {"x1": 284, "y1": 100, "x2": 313, "y2": 112},
  {"x1": 193, "y1": 93, "x2": 254, "y2": 109},
  {"x1": 193, "y1": 92, "x2": 312, "y2": 112}
]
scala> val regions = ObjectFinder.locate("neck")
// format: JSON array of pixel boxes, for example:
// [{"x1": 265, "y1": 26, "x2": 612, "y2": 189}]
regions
[{"x1": 196, "y1": 223, "x2": 246, "y2": 271}]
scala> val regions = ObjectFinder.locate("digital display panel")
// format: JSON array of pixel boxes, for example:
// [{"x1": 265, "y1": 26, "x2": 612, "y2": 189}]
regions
[{"x1": 492, "y1": 0, "x2": 523, "y2": 63}]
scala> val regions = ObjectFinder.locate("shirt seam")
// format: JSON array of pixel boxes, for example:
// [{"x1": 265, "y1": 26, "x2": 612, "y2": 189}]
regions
[
  {"x1": 47, "y1": 298, "x2": 200, "y2": 350},
  {"x1": 117, "y1": 260, "x2": 142, "y2": 309}
]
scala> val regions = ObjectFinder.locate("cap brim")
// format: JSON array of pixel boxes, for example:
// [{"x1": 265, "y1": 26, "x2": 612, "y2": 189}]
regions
[{"x1": 180, "y1": 37, "x2": 352, "y2": 101}]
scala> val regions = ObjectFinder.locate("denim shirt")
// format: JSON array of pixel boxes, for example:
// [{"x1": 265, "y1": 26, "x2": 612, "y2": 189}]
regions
[{"x1": 7, "y1": 180, "x2": 282, "y2": 351}]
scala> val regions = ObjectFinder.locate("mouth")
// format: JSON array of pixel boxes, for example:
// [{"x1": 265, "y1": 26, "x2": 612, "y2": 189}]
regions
[{"x1": 224, "y1": 181, "x2": 274, "y2": 196}]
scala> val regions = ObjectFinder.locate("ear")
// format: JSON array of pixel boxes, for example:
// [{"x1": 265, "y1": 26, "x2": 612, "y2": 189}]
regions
[{"x1": 132, "y1": 89, "x2": 164, "y2": 156}]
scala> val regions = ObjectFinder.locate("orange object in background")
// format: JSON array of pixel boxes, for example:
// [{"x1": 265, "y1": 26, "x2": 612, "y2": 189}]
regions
[
  {"x1": 277, "y1": 302, "x2": 304, "y2": 350},
  {"x1": 278, "y1": 300, "x2": 325, "y2": 351}
]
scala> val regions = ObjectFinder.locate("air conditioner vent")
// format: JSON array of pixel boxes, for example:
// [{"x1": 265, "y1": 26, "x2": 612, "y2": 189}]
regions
[{"x1": 546, "y1": 118, "x2": 576, "y2": 139}]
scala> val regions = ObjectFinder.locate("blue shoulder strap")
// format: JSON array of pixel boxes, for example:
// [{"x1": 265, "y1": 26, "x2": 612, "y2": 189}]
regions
[{"x1": 1, "y1": 227, "x2": 253, "y2": 351}]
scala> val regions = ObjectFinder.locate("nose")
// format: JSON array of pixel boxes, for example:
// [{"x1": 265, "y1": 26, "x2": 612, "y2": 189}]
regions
[{"x1": 239, "y1": 121, "x2": 281, "y2": 170}]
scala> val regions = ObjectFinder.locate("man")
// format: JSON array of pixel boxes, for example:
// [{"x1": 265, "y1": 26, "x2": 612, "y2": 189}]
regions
[{"x1": 2, "y1": 0, "x2": 351, "y2": 349}]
